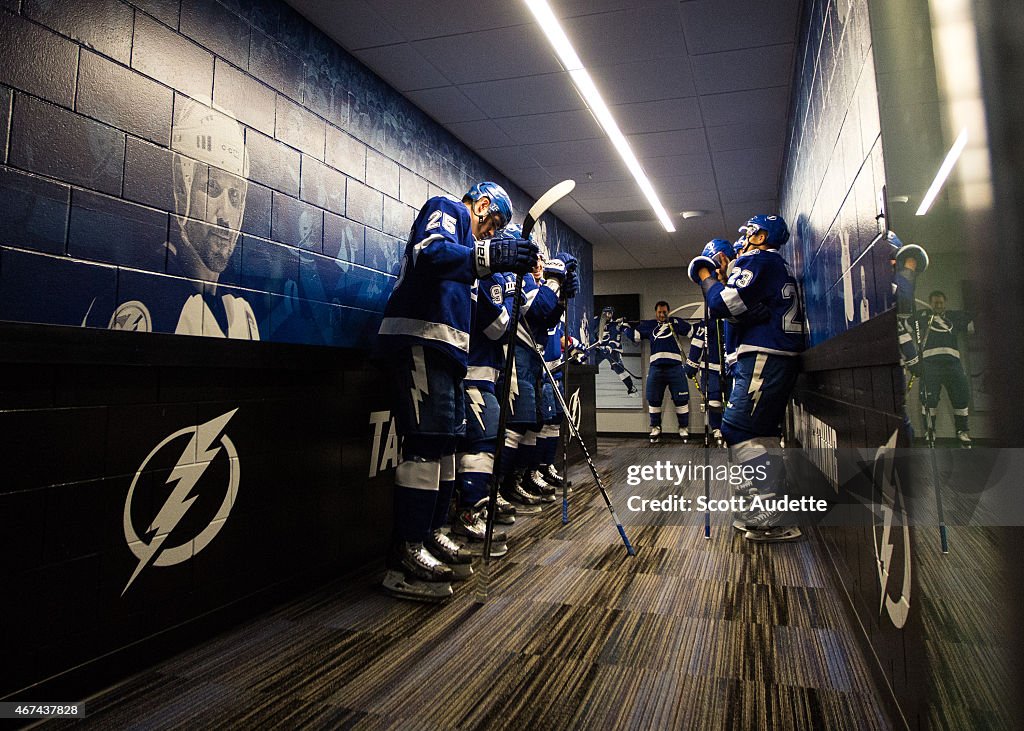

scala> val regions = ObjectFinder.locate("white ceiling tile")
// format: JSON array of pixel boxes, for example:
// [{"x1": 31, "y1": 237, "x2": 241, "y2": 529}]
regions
[
  {"x1": 691, "y1": 44, "x2": 796, "y2": 95},
  {"x1": 589, "y1": 58, "x2": 697, "y2": 104},
  {"x1": 640, "y1": 152, "x2": 715, "y2": 179},
  {"x1": 352, "y1": 44, "x2": 451, "y2": 92},
  {"x1": 494, "y1": 109, "x2": 603, "y2": 145},
  {"x1": 446, "y1": 119, "x2": 518, "y2": 150},
  {"x1": 680, "y1": 0, "x2": 802, "y2": 55},
  {"x1": 522, "y1": 138, "x2": 621, "y2": 167},
  {"x1": 627, "y1": 128, "x2": 709, "y2": 160},
  {"x1": 412, "y1": 25, "x2": 562, "y2": 85},
  {"x1": 723, "y1": 200, "x2": 779, "y2": 225},
  {"x1": 712, "y1": 146, "x2": 784, "y2": 182},
  {"x1": 460, "y1": 73, "x2": 585, "y2": 118},
  {"x1": 565, "y1": 5, "x2": 686, "y2": 66},
  {"x1": 719, "y1": 184, "x2": 780, "y2": 204},
  {"x1": 288, "y1": 0, "x2": 404, "y2": 50},
  {"x1": 706, "y1": 120, "x2": 788, "y2": 151},
  {"x1": 700, "y1": 86, "x2": 792, "y2": 126},
  {"x1": 366, "y1": 0, "x2": 530, "y2": 41},
  {"x1": 404, "y1": 86, "x2": 488, "y2": 123},
  {"x1": 610, "y1": 97, "x2": 703, "y2": 135}
]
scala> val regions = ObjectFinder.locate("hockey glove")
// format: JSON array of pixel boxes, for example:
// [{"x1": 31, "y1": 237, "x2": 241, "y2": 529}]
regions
[
  {"x1": 562, "y1": 268, "x2": 579, "y2": 299},
  {"x1": 688, "y1": 255, "x2": 718, "y2": 284},
  {"x1": 894, "y1": 243, "x2": 929, "y2": 273},
  {"x1": 554, "y1": 251, "x2": 579, "y2": 272},
  {"x1": 543, "y1": 258, "x2": 567, "y2": 280},
  {"x1": 702, "y1": 239, "x2": 734, "y2": 271},
  {"x1": 476, "y1": 235, "x2": 539, "y2": 276}
]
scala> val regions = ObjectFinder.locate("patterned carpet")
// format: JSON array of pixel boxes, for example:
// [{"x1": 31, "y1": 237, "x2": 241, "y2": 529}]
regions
[{"x1": 41, "y1": 438, "x2": 891, "y2": 730}]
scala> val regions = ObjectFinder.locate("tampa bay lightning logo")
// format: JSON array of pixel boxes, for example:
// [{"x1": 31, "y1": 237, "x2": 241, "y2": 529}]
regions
[
  {"x1": 871, "y1": 430, "x2": 911, "y2": 628},
  {"x1": 122, "y1": 410, "x2": 240, "y2": 595},
  {"x1": 653, "y1": 323, "x2": 675, "y2": 339}
]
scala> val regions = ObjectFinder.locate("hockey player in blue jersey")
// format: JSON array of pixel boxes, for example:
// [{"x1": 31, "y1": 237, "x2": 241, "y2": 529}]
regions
[
  {"x1": 689, "y1": 215, "x2": 805, "y2": 542},
  {"x1": 685, "y1": 318, "x2": 725, "y2": 445},
  {"x1": 917, "y1": 290, "x2": 974, "y2": 447},
  {"x1": 518, "y1": 254, "x2": 579, "y2": 500},
  {"x1": 623, "y1": 302, "x2": 694, "y2": 442},
  {"x1": 687, "y1": 239, "x2": 738, "y2": 447},
  {"x1": 376, "y1": 182, "x2": 538, "y2": 602},
  {"x1": 593, "y1": 306, "x2": 638, "y2": 395},
  {"x1": 496, "y1": 236, "x2": 576, "y2": 507},
  {"x1": 453, "y1": 269, "x2": 517, "y2": 558}
]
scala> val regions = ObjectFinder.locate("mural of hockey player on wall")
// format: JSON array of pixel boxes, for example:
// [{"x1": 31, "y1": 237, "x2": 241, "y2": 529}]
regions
[
  {"x1": 108, "y1": 98, "x2": 259, "y2": 339},
  {"x1": 592, "y1": 294, "x2": 644, "y2": 409}
]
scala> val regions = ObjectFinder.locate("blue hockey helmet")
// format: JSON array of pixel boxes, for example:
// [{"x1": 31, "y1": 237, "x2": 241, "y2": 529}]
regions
[
  {"x1": 465, "y1": 181, "x2": 513, "y2": 229},
  {"x1": 601, "y1": 305, "x2": 614, "y2": 315},
  {"x1": 739, "y1": 214, "x2": 790, "y2": 248},
  {"x1": 885, "y1": 230, "x2": 904, "y2": 249},
  {"x1": 702, "y1": 238, "x2": 733, "y2": 259}
]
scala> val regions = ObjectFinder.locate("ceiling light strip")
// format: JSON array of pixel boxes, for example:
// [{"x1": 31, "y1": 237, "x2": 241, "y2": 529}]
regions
[
  {"x1": 916, "y1": 127, "x2": 969, "y2": 216},
  {"x1": 524, "y1": 0, "x2": 676, "y2": 232}
]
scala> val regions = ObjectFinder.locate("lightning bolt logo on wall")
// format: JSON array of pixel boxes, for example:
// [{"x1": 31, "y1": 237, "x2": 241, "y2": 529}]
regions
[
  {"x1": 122, "y1": 410, "x2": 240, "y2": 595},
  {"x1": 872, "y1": 430, "x2": 912, "y2": 628},
  {"x1": 568, "y1": 387, "x2": 582, "y2": 432}
]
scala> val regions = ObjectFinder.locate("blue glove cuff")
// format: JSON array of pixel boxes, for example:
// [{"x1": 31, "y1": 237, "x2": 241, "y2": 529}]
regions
[
  {"x1": 688, "y1": 255, "x2": 718, "y2": 284},
  {"x1": 895, "y1": 244, "x2": 929, "y2": 272}
]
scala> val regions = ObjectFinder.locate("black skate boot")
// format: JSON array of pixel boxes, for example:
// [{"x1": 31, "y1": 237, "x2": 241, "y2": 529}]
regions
[
  {"x1": 541, "y1": 463, "x2": 564, "y2": 488},
  {"x1": 425, "y1": 530, "x2": 474, "y2": 580},
  {"x1": 382, "y1": 542, "x2": 454, "y2": 602},
  {"x1": 523, "y1": 469, "x2": 557, "y2": 502},
  {"x1": 452, "y1": 506, "x2": 508, "y2": 557},
  {"x1": 500, "y1": 472, "x2": 544, "y2": 513}
]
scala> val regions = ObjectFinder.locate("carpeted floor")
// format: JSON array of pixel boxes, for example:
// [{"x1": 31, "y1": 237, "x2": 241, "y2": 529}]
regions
[{"x1": 41, "y1": 438, "x2": 891, "y2": 730}]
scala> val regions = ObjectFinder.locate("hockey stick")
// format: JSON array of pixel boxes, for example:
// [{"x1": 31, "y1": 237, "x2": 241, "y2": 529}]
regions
[
  {"x1": 561, "y1": 351, "x2": 570, "y2": 525},
  {"x1": 700, "y1": 315, "x2": 712, "y2": 540},
  {"x1": 913, "y1": 315, "x2": 949, "y2": 554},
  {"x1": 519, "y1": 321, "x2": 636, "y2": 556},
  {"x1": 476, "y1": 180, "x2": 576, "y2": 603}
]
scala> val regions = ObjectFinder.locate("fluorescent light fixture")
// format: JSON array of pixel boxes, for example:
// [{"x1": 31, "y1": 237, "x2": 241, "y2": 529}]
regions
[
  {"x1": 916, "y1": 127, "x2": 969, "y2": 216},
  {"x1": 680, "y1": 210, "x2": 707, "y2": 219},
  {"x1": 524, "y1": 0, "x2": 676, "y2": 233}
]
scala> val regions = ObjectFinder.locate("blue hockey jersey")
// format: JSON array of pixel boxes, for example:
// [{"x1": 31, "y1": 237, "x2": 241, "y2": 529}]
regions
[
  {"x1": 704, "y1": 248, "x2": 805, "y2": 357},
  {"x1": 465, "y1": 272, "x2": 515, "y2": 391},
  {"x1": 625, "y1": 318, "x2": 692, "y2": 366},
  {"x1": 521, "y1": 274, "x2": 563, "y2": 342},
  {"x1": 592, "y1": 315, "x2": 627, "y2": 352},
  {"x1": 377, "y1": 196, "x2": 480, "y2": 372},
  {"x1": 686, "y1": 319, "x2": 723, "y2": 372},
  {"x1": 916, "y1": 309, "x2": 973, "y2": 361},
  {"x1": 545, "y1": 320, "x2": 564, "y2": 381}
]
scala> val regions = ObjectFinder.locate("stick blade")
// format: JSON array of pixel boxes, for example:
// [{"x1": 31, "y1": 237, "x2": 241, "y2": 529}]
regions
[{"x1": 523, "y1": 179, "x2": 575, "y2": 238}]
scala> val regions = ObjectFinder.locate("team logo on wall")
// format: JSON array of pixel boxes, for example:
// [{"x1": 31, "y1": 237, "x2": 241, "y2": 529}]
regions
[
  {"x1": 122, "y1": 410, "x2": 240, "y2": 595},
  {"x1": 568, "y1": 387, "x2": 582, "y2": 432},
  {"x1": 109, "y1": 301, "x2": 152, "y2": 332},
  {"x1": 871, "y1": 430, "x2": 912, "y2": 628}
]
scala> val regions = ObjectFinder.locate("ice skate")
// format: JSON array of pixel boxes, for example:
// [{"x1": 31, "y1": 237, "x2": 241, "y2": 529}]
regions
[
  {"x1": 649, "y1": 425, "x2": 661, "y2": 444},
  {"x1": 425, "y1": 530, "x2": 474, "y2": 580}
]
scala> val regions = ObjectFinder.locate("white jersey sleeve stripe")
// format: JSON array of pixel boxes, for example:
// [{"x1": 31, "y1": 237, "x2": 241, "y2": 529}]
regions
[
  {"x1": 379, "y1": 316, "x2": 470, "y2": 351},
  {"x1": 721, "y1": 287, "x2": 748, "y2": 316}
]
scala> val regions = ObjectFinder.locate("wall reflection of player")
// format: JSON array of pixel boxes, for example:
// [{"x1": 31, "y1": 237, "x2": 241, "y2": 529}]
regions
[
  {"x1": 593, "y1": 306, "x2": 638, "y2": 396},
  {"x1": 108, "y1": 99, "x2": 258, "y2": 339},
  {"x1": 257, "y1": 209, "x2": 337, "y2": 345}
]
